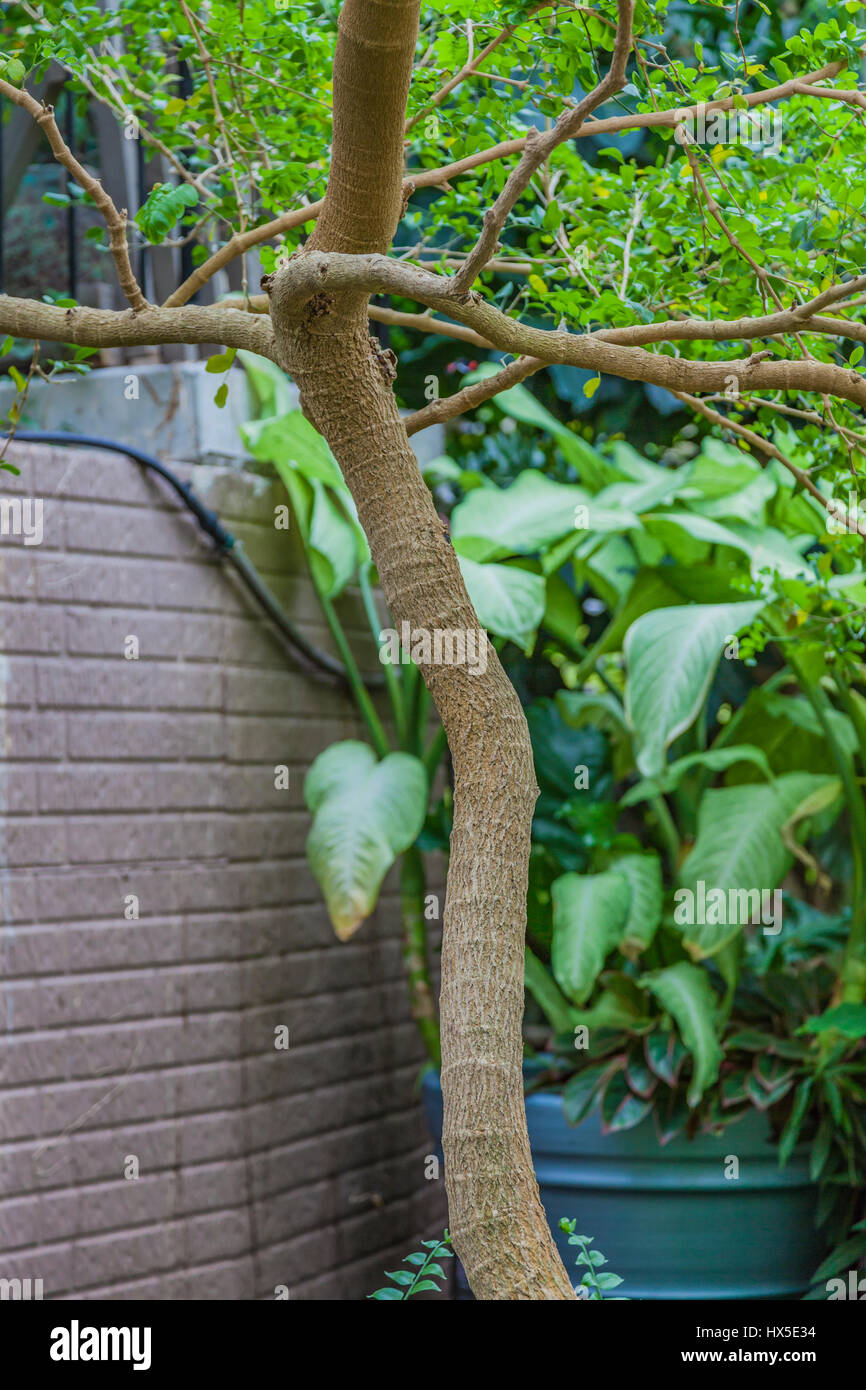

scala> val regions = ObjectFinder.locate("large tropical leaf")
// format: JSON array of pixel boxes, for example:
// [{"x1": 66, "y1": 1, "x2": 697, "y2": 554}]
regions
[
  {"x1": 241, "y1": 407, "x2": 369, "y2": 591},
  {"x1": 723, "y1": 690, "x2": 857, "y2": 780},
  {"x1": 686, "y1": 439, "x2": 764, "y2": 499},
  {"x1": 596, "y1": 567, "x2": 691, "y2": 657},
  {"x1": 466, "y1": 363, "x2": 627, "y2": 490},
  {"x1": 641, "y1": 510, "x2": 755, "y2": 563},
  {"x1": 624, "y1": 600, "x2": 764, "y2": 776},
  {"x1": 612, "y1": 853, "x2": 663, "y2": 956},
  {"x1": 451, "y1": 469, "x2": 591, "y2": 561},
  {"x1": 241, "y1": 407, "x2": 344, "y2": 486},
  {"x1": 556, "y1": 688, "x2": 634, "y2": 778},
  {"x1": 641, "y1": 963, "x2": 723, "y2": 1106},
  {"x1": 620, "y1": 744, "x2": 775, "y2": 806},
  {"x1": 577, "y1": 533, "x2": 638, "y2": 606},
  {"x1": 551, "y1": 870, "x2": 633, "y2": 1005},
  {"x1": 683, "y1": 438, "x2": 776, "y2": 525},
  {"x1": 273, "y1": 467, "x2": 359, "y2": 598},
  {"x1": 569, "y1": 987, "x2": 652, "y2": 1035},
  {"x1": 457, "y1": 555, "x2": 546, "y2": 651},
  {"x1": 542, "y1": 572, "x2": 583, "y2": 649},
  {"x1": 677, "y1": 772, "x2": 841, "y2": 957},
  {"x1": 305, "y1": 742, "x2": 428, "y2": 940},
  {"x1": 525, "y1": 946, "x2": 578, "y2": 1035},
  {"x1": 307, "y1": 478, "x2": 360, "y2": 597},
  {"x1": 238, "y1": 349, "x2": 297, "y2": 418},
  {"x1": 527, "y1": 697, "x2": 611, "y2": 802},
  {"x1": 538, "y1": 503, "x2": 643, "y2": 575},
  {"x1": 597, "y1": 475, "x2": 684, "y2": 515},
  {"x1": 781, "y1": 777, "x2": 844, "y2": 882},
  {"x1": 463, "y1": 364, "x2": 564, "y2": 433},
  {"x1": 734, "y1": 523, "x2": 813, "y2": 582},
  {"x1": 800, "y1": 1004, "x2": 866, "y2": 1040},
  {"x1": 607, "y1": 439, "x2": 679, "y2": 485}
]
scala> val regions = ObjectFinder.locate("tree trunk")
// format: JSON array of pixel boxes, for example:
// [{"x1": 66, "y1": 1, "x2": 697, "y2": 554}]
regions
[{"x1": 268, "y1": 0, "x2": 575, "y2": 1300}]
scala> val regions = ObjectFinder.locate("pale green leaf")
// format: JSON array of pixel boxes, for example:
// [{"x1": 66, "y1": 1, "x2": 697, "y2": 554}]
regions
[
  {"x1": 305, "y1": 743, "x2": 428, "y2": 940},
  {"x1": 641, "y1": 962, "x2": 723, "y2": 1106},
  {"x1": 551, "y1": 870, "x2": 633, "y2": 1005},
  {"x1": 624, "y1": 601, "x2": 764, "y2": 777},
  {"x1": 677, "y1": 773, "x2": 839, "y2": 957},
  {"x1": 458, "y1": 556, "x2": 545, "y2": 652},
  {"x1": 451, "y1": 470, "x2": 591, "y2": 561}
]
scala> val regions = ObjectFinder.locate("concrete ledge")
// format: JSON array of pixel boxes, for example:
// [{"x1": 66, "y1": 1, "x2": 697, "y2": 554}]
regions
[{"x1": 1, "y1": 361, "x2": 445, "y2": 468}]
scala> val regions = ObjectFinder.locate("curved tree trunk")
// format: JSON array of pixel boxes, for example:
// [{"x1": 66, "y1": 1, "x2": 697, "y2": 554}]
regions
[{"x1": 270, "y1": 0, "x2": 575, "y2": 1300}]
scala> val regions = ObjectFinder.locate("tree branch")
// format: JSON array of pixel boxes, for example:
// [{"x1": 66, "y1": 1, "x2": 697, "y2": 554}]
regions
[
  {"x1": 0, "y1": 296, "x2": 276, "y2": 358},
  {"x1": 448, "y1": 0, "x2": 636, "y2": 294},
  {"x1": 404, "y1": 356, "x2": 545, "y2": 435},
  {"x1": 674, "y1": 390, "x2": 828, "y2": 506},
  {"x1": 793, "y1": 79, "x2": 866, "y2": 112},
  {"x1": 7, "y1": 245, "x2": 866, "y2": 414},
  {"x1": 162, "y1": 59, "x2": 847, "y2": 309},
  {"x1": 0, "y1": 76, "x2": 147, "y2": 311},
  {"x1": 240, "y1": 277, "x2": 866, "y2": 351},
  {"x1": 589, "y1": 274, "x2": 866, "y2": 347},
  {"x1": 224, "y1": 291, "x2": 495, "y2": 347},
  {"x1": 266, "y1": 0, "x2": 576, "y2": 1302},
  {"x1": 306, "y1": 0, "x2": 419, "y2": 257},
  {"x1": 261, "y1": 250, "x2": 866, "y2": 411},
  {"x1": 369, "y1": 305, "x2": 493, "y2": 348}
]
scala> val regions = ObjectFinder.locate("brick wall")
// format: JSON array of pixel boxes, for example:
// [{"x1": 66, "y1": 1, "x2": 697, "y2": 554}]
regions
[{"x1": 0, "y1": 440, "x2": 446, "y2": 1300}]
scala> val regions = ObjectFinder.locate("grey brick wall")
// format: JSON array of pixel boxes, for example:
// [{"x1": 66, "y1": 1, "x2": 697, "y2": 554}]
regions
[{"x1": 0, "y1": 441, "x2": 446, "y2": 1301}]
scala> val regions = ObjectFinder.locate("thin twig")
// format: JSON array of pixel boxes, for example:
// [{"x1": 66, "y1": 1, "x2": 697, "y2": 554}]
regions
[
  {"x1": 164, "y1": 60, "x2": 847, "y2": 307},
  {"x1": 448, "y1": 0, "x2": 636, "y2": 294},
  {"x1": 0, "y1": 76, "x2": 147, "y2": 311},
  {"x1": 404, "y1": 356, "x2": 546, "y2": 435},
  {"x1": 405, "y1": 2, "x2": 546, "y2": 132},
  {"x1": 674, "y1": 390, "x2": 828, "y2": 506}
]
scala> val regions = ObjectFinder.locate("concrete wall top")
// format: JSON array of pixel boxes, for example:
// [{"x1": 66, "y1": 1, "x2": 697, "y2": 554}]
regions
[{"x1": 0, "y1": 362, "x2": 446, "y2": 470}]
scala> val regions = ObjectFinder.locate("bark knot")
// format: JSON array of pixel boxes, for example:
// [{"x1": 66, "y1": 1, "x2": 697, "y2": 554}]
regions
[
  {"x1": 305, "y1": 291, "x2": 335, "y2": 323},
  {"x1": 369, "y1": 335, "x2": 398, "y2": 382}
]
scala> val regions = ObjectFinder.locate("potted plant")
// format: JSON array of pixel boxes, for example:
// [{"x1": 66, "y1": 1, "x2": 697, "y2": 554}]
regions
[
  {"x1": 419, "y1": 381, "x2": 866, "y2": 1299},
  {"x1": 242, "y1": 356, "x2": 866, "y2": 1300}
]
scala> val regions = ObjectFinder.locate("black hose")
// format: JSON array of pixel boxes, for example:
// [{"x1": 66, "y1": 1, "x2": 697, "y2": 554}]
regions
[{"x1": 5, "y1": 429, "x2": 384, "y2": 688}]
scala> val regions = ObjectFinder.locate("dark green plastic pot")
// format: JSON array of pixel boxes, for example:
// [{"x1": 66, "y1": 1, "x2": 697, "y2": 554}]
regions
[{"x1": 421, "y1": 1071, "x2": 824, "y2": 1300}]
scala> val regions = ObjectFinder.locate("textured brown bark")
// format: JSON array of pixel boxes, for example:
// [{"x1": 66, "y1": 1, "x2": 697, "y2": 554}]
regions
[{"x1": 268, "y1": 0, "x2": 575, "y2": 1299}]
